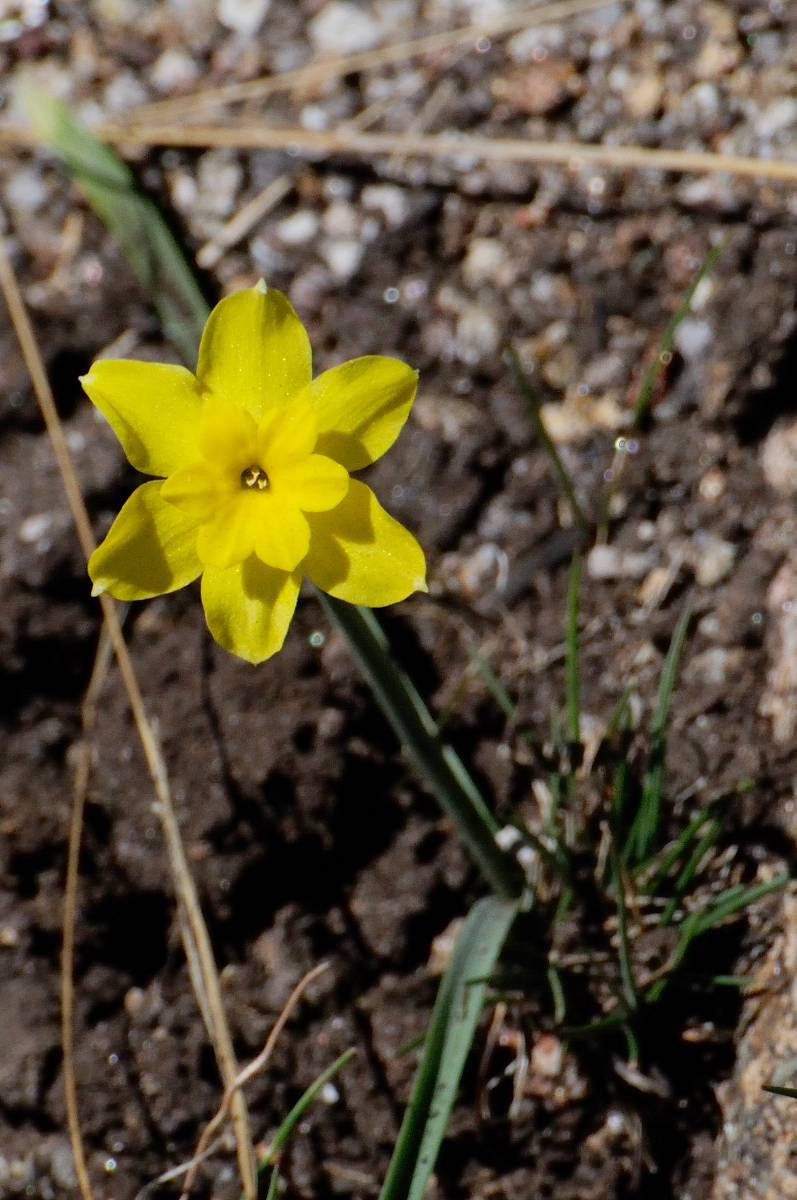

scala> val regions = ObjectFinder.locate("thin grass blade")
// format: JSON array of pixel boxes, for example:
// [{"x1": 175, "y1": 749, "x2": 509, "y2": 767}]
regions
[
  {"x1": 631, "y1": 241, "x2": 723, "y2": 426},
  {"x1": 26, "y1": 91, "x2": 209, "y2": 366},
  {"x1": 379, "y1": 897, "x2": 518, "y2": 1200},
  {"x1": 507, "y1": 347, "x2": 590, "y2": 534},
  {"x1": 565, "y1": 553, "x2": 581, "y2": 750},
  {"x1": 258, "y1": 1049, "x2": 355, "y2": 1171},
  {"x1": 625, "y1": 605, "x2": 691, "y2": 864}
]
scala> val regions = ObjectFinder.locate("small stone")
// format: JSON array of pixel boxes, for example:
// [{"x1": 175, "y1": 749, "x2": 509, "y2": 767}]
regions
[
  {"x1": 216, "y1": 0, "x2": 270, "y2": 35},
  {"x1": 149, "y1": 49, "x2": 201, "y2": 94},
  {"x1": 456, "y1": 304, "x2": 500, "y2": 362},
  {"x1": 103, "y1": 71, "x2": 148, "y2": 113},
  {"x1": 637, "y1": 566, "x2": 672, "y2": 609},
  {"x1": 18, "y1": 512, "x2": 54, "y2": 543},
  {"x1": 47, "y1": 1143, "x2": 78, "y2": 1192},
  {"x1": 5, "y1": 167, "x2": 49, "y2": 213},
  {"x1": 694, "y1": 38, "x2": 741, "y2": 79},
  {"x1": 361, "y1": 184, "x2": 407, "y2": 227},
  {"x1": 623, "y1": 73, "x2": 663, "y2": 119},
  {"x1": 321, "y1": 238, "x2": 364, "y2": 281},
  {"x1": 276, "y1": 210, "x2": 319, "y2": 245},
  {"x1": 692, "y1": 532, "x2": 736, "y2": 587},
  {"x1": 0, "y1": 926, "x2": 19, "y2": 946},
  {"x1": 427, "y1": 918, "x2": 465, "y2": 975},
  {"x1": 491, "y1": 61, "x2": 581, "y2": 115},
  {"x1": 755, "y1": 97, "x2": 797, "y2": 140},
  {"x1": 309, "y1": 1, "x2": 384, "y2": 54},
  {"x1": 506, "y1": 23, "x2": 566, "y2": 63},
  {"x1": 321, "y1": 200, "x2": 360, "y2": 239},
  {"x1": 539, "y1": 402, "x2": 591, "y2": 444},
  {"x1": 461, "y1": 237, "x2": 508, "y2": 288},
  {"x1": 588, "y1": 545, "x2": 654, "y2": 580},
  {"x1": 674, "y1": 318, "x2": 712, "y2": 361},
  {"x1": 684, "y1": 647, "x2": 741, "y2": 686},
  {"x1": 531, "y1": 1034, "x2": 563, "y2": 1078},
  {"x1": 762, "y1": 421, "x2": 797, "y2": 497}
]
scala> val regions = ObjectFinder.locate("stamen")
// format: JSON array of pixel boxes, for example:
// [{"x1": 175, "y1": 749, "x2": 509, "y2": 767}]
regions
[{"x1": 241, "y1": 466, "x2": 269, "y2": 490}]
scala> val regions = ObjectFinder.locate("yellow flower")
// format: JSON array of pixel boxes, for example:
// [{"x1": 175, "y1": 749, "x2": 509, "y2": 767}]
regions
[{"x1": 84, "y1": 282, "x2": 427, "y2": 662}]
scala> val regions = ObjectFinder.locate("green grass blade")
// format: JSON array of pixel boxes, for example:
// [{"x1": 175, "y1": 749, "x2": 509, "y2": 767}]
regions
[
  {"x1": 318, "y1": 594, "x2": 523, "y2": 900},
  {"x1": 625, "y1": 605, "x2": 691, "y2": 864},
  {"x1": 379, "y1": 897, "x2": 518, "y2": 1200},
  {"x1": 27, "y1": 90, "x2": 209, "y2": 366},
  {"x1": 258, "y1": 1049, "x2": 355, "y2": 1171},
  {"x1": 639, "y1": 806, "x2": 717, "y2": 894},
  {"x1": 565, "y1": 554, "x2": 581, "y2": 750},
  {"x1": 763, "y1": 1085, "x2": 797, "y2": 1099},
  {"x1": 264, "y1": 1166, "x2": 280, "y2": 1200},
  {"x1": 507, "y1": 347, "x2": 590, "y2": 535},
  {"x1": 666, "y1": 875, "x2": 788, "y2": 976},
  {"x1": 658, "y1": 817, "x2": 722, "y2": 925},
  {"x1": 547, "y1": 965, "x2": 566, "y2": 1024},
  {"x1": 610, "y1": 843, "x2": 637, "y2": 1010},
  {"x1": 631, "y1": 241, "x2": 724, "y2": 427}
]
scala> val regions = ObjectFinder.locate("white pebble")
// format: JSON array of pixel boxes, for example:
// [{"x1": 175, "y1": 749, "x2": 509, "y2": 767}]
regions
[
  {"x1": 149, "y1": 49, "x2": 201, "y2": 93},
  {"x1": 103, "y1": 71, "x2": 148, "y2": 113},
  {"x1": 309, "y1": 1, "x2": 384, "y2": 54},
  {"x1": 320, "y1": 1082, "x2": 340, "y2": 1104},
  {"x1": 217, "y1": 0, "x2": 270, "y2": 35},
  {"x1": 5, "y1": 168, "x2": 48, "y2": 213},
  {"x1": 361, "y1": 184, "x2": 408, "y2": 228},
  {"x1": 674, "y1": 317, "x2": 711, "y2": 361},
  {"x1": 456, "y1": 304, "x2": 500, "y2": 362},
  {"x1": 321, "y1": 238, "x2": 364, "y2": 281},
  {"x1": 755, "y1": 97, "x2": 797, "y2": 139},
  {"x1": 18, "y1": 513, "x2": 53, "y2": 544},
  {"x1": 587, "y1": 545, "x2": 654, "y2": 580},
  {"x1": 762, "y1": 420, "x2": 797, "y2": 497},
  {"x1": 276, "y1": 210, "x2": 319, "y2": 246},
  {"x1": 462, "y1": 237, "x2": 507, "y2": 288},
  {"x1": 692, "y1": 533, "x2": 735, "y2": 588}
]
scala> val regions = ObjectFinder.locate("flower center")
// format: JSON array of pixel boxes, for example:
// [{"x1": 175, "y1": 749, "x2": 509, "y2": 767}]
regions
[{"x1": 241, "y1": 465, "x2": 269, "y2": 490}]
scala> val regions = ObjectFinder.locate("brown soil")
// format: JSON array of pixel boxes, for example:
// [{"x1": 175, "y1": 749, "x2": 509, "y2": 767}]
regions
[{"x1": 2, "y1": 3, "x2": 797, "y2": 1199}]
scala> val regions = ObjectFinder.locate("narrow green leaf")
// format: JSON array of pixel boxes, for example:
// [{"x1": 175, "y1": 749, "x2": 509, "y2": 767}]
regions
[
  {"x1": 507, "y1": 347, "x2": 590, "y2": 534},
  {"x1": 565, "y1": 554, "x2": 581, "y2": 750},
  {"x1": 264, "y1": 1166, "x2": 280, "y2": 1200},
  {"x1": 379, "y1": 897, "x2": 518, "y2": 1200},
  {"x1": 610, "y1": 843, "x2": 637, "y2": 1010},
  {"x1": 631, "y1": 241, "x2": 724, "y2": 427},
  {"x1": 258, "y1": 1049, "x2": 355, "y2": 1171},
  {"x1": 27, "y1": 90, "x2": 209, "y2": 366},
  {"x1": 763, "y1": 1085, "x2": 797, "y2": 1098},
  {"x1": 625, "y1": 605, "x2": 691, "y2": 863},
  {"x1": 318, "y1": 595, "x2": 523, "y2": 900}
]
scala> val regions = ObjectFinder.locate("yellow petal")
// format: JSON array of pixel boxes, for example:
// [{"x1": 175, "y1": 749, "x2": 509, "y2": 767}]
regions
[
  {"x1": 80, "y1": 360, "x2": 203, "y2": 477},
  {"x1": 197, "y1": 395, "x2": 259, "y2": 474},
  {"x1": 271, "y1": 454, "x2": 349, "y2": 512},
  {"x1": 196, "y1": 491, "x2": 261, "y2": 569},
  {"x1": 303, "y1": 480, "x2": 426, "y2": 606},
  {"x1": 258, "y1": 396, "x2": 318, "y2": 467},
  {"x1": 196, "y1": 283, "x2": 312, "y2": 421},
  {"x1": 161, "y1": 460, "x2": 236, "y2": 521},
  {"x1": 302, "y1": 356, "x2": 418, "y2": 471},
  {"x1": 201, "y1": 558, "x2": 301, "y2": 663},
  {"x1": 88, "y1": 480, "x2": 202, "y2": 600},
  {"x1": 254, "y1": 500, "x2": 310, "y2": 572}
]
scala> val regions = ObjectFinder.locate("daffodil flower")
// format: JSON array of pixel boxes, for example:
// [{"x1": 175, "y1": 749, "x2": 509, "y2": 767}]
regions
[{"x1": 84, "y1": 282, "x2": 426, "y2": 662}]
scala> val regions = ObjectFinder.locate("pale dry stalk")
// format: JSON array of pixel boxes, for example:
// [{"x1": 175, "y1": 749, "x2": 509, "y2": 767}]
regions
[
  {"x1": 179, "y1": 962, "x2": 330, "y2": 1200},
  {"x1": 63, "y1": 625, "x2": 116, "y2": 1200},
  {"x1": 5, "y1": 123, "x2": 797, "y2": 184},
  {"x1": 0, "y1": 227, "x2": 257, "y2": 1200}
]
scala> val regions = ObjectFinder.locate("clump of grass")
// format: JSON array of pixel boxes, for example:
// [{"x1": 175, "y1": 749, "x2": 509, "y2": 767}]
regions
[{"x1": 471, "y1": 574, "x2": 788, "y2": 1066}]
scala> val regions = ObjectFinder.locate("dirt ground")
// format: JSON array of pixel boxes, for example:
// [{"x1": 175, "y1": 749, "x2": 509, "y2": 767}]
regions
[{"x1": 2, "y1": 1, "x2": 797, "y2": 1198}]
